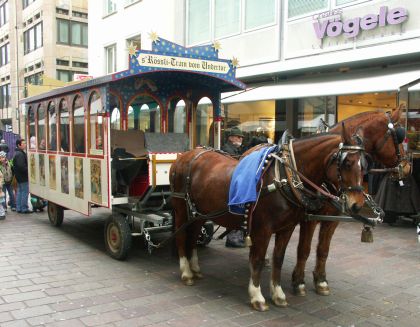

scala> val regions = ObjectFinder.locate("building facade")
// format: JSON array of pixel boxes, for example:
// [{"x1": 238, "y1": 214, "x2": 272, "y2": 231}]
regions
[
  {"x1": 88, "y1": 0, "x2": 420, "y2": 154},
  {"x1": 0, "y1": 0, "x2": 88, "y2": 136}
]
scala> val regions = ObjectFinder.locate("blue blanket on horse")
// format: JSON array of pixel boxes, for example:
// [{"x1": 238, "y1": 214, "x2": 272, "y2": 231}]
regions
[{"x1": 228, "y1": 145, "x2": 278, "y2": 214}]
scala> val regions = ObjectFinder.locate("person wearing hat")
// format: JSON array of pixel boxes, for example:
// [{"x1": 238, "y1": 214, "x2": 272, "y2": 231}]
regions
[
  {"x1": 0, "y1": 151, "x2": 15, "y2": 211},
  {"x1": 222, "y1": 127, "x2": 244, "y2": 157},
  {"x1": 0, "y1": 139, "x2": 9, "y2": 154},
  {"x1": 222, "y1": 127, "x2": 246, "y2": 247}
]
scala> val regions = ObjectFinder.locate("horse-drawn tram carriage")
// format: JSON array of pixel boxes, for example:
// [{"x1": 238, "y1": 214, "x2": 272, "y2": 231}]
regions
[
  {"x1": 21, "y1": 37, "x2": 410, "y2": 310},
  {"x1": 20, "y1": 38, "x2": 245, "y2": 260}
]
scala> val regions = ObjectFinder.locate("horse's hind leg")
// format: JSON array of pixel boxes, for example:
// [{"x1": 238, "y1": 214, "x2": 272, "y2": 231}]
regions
[
  {"x1": 174, "y1": 205, "x2": 194, "y2": 286},
  {"x1": 248, "y1": 229, "x2": 271, "y2": 312},
  {"x1": 292, "y1": 221, "x2": 318, "y2": 296},
  {"x1": 271, "y1": 227, "x2": 295, "y2": 307},
  {"x1": 313, "y1": 221, "x2": 339, "y2": 296}
]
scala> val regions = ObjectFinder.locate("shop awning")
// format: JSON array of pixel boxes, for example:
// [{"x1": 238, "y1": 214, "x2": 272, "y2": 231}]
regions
[{"x1": 222, "y1": 67, "x2": 420, "y2": 103}]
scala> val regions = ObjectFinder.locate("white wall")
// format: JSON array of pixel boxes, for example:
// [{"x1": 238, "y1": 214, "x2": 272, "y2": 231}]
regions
[{"x1": 88, "y1": 0, "x2": 185, "y2": 77}]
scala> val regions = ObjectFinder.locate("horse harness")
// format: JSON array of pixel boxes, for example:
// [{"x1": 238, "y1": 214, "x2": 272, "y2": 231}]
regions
[{"x1": 169, "y1": 141, "x2": 366, "y2": 247}]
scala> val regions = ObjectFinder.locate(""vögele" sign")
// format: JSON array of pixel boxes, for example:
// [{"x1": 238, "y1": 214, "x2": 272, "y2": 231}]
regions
[{"x1": 313, "y1": 6, "x2": 408, "y2": 39}]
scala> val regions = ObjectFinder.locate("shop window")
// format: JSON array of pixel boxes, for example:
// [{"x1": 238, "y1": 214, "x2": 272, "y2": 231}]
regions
[
  {"x1": 407, "y1": 91, "x2": 420, "y2": 151},
  {"x1": 168, "y1": 99, "x2": 187, "y2": 133},
  {"x1": 59, "y1": 98, "x2": 70, "y2": 152},
  {"x1": 222, "y1": 100, "x2": 277, "y2": 149},
  {"x1": 187, "y1": 0, "x2": 210, "y2": 44},
  {"x1": 88, "y1": 91, "x2": 104, "y2": 154},
  {"x1": 47, "y1": 101, "x2": 57, "y2": 151},
  {"x1": 288, "y1": 0, "x2": 328, "y2": 18},
  {"x1": 72, "y1": 95, "x2": 85, "y2": 153},
  {"x1": 28, "y1": 106, "x2": 36, "y2": 149},
  {"x1": 127, "y1": 94, "x2": 161, "y2": 132},
  {"x1": 37, "y1": 104, "x2": 46, "y2": 150},
  {"x1": 297, "y1": 96, "x2": 336, "y2": 137},
  {"x1": 215, "y1": 0, "x2": 240, "y2": 38},
  {"x1": 245, "y1": 0, "x2": 275, "y2": 30},
  {"x1": 195, "y1": 97, "x2": 213, "y2": 146},
  {"x1": 110, "y1": 93, "x2": 121, "y2": 130}
]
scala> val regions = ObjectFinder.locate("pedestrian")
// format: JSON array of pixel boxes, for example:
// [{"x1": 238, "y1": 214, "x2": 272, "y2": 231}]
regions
[
  {"x1": 0, "y1": 159, "x2": 5, "y2": 220},
  {"x1": 12, "y1": 139, "x2": 32, "y2": 214},
  {"x1": 0, "y1": 139, "x2": 9, "y2": 153},
  {"x1": 0, "y1": 151, "x2": 15, "y2": 211},
  {"x1": 222, "y1": 127, "x2": 246, "y2": 248}
]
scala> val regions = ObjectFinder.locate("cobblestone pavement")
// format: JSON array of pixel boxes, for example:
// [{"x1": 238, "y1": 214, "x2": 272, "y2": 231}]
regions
[{"x1": 0, "y1": 208, "x2": 419, "y2": 327}]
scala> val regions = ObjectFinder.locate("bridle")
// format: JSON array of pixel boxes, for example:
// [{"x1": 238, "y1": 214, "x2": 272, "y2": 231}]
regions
[
  {"x1": 326, "y1": 141, "x2": 365, "y2": 198},
  {"x1": 373, "y1": 112, "x2": 407, "y2": 179}
]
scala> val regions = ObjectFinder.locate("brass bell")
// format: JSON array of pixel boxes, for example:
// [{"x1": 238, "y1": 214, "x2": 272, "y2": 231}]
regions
[{"x1": 361, "y1": 226, "x2": 373, "y2": 243}]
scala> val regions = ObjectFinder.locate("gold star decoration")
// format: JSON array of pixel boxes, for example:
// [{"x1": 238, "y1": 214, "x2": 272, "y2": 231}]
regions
[
  {"x1": 127, "y1": 42, "x2": 137, "y2": 56},
  {"x1": 212, "y1": 41, "x2": 221, "y2": 51},
  {"x1": 231, "y1": 56, "x2": 239, "y2": 68},
  {"x1": 148, "y1": 31, "x2": 160, "y2": 43}
]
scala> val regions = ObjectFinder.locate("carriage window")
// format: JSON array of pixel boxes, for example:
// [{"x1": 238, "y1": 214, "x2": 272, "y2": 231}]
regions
[
  {"x1": 47, "y1": 101, "x2": 57, "y2": 151},
  {"x1": 168, "y1": 99, "x2": 187, "y2": 133},
  {"x1": 59, "y1": 99, "x2": 70, "y2": 152},
  {"x1": 195, "y1": 97, "x2": 213, "y2": 146},
  {"x1": 110, "y1": 93, "x2": 121, "y2": 130},
  {"x1": 127, "y1": 94, "x2": 161, "y2": 132},
  {"x1": 89, "y1": 91, "x2": 104, "y2": 154},
  {"x1": 28, "y1": 106, "x2": 36, "y2": 149},
  {"x1": 72, "y1": 95, "x2": 85, "y2": 153},
  {"x1": 37, "y1": 104, "x2": 46, "y2": 150}
]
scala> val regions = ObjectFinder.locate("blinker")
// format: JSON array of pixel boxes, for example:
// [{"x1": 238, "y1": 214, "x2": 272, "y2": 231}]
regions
[{"x1": 395, "y1": 127, "x2": 406, "y2": 144}]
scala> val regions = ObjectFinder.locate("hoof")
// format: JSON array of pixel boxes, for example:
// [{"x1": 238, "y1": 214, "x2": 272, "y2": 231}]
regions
[
  {"x1": 315, "y1": 283, "x2": 330, "y2": 296},
  {"x1": 251, "y1": 301, "x2": 269, "y2": 312},
  {"x1": 182, "y1": 277, "x2": 194, "y2": 286},
  {"x1": 273, "y1": 297, "x2": 288, "y2": 307},
  {"x1": 193, "y1": 272, "x2": 203, "y2": 279},
  {"x1": 293, "y1": 283, "x2": 306, "y2": 297}
]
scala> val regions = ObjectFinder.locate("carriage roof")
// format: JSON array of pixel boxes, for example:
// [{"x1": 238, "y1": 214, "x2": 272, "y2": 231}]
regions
[{"x1": 20, "y1": 38, "x2": 246, "y2": 106}]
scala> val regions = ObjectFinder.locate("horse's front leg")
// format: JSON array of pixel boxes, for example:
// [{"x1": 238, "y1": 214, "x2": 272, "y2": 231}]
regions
[
  {"x1": 313, "y1": 221, "x2": 339, "y2": 296},
  {"x1": 186, "y1": 221, "x2": 204, "y2": 279},
  {"x1": 174, "y1": 206, "x2": 195, "y2": 286},
  {"x1": 292, "y1": 220, "x2": 318, "y2": 296},
  {"x1": 271, "y1": 227, "x2": 295, "y2": 307},
  {"x1": 248, "y1": 229, "x2": 271, "y2": 312}
]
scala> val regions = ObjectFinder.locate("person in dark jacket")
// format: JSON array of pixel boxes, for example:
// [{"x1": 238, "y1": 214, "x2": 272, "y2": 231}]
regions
[
  {"x1": 13, "y1": 139, "x2": 32, "y2": 213},
  {"x1": 222, "y1": 127, "x2": 246, "y2": 247},
  {"x1": 222, "y1": 127, "x2": 244, "y2": 156}
]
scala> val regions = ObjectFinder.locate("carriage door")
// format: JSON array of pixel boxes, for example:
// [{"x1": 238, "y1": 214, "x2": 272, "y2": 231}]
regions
[{"x1": 194, "y1": 97, "x2": 213, "y2": 147}]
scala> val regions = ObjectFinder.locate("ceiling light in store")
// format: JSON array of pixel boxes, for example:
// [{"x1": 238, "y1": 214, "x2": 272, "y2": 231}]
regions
[{"x1": 358, "y1": 101, "x2": 362, "y2": 104}]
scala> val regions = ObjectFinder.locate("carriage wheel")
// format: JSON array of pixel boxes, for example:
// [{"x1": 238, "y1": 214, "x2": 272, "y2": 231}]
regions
[
  {"x1": 47, "y1": 202, "x2": 64, "y2": 227},
  {"x1": 104, "y1": 213, "x2": 132, "y2": 260}
]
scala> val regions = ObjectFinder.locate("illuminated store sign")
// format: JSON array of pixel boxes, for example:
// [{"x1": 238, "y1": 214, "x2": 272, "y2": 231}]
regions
[{"x1": 313, "y1": 6, "x2": 408, "y2": 39}]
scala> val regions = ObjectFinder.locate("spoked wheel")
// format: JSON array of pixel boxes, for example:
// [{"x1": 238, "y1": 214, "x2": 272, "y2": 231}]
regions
[
  {"x1": 104, "y1": 213, "x2": 132, "y2": 260},
  {"x1": 47, "y1": 202, "x2": 64, "y2": 227}
]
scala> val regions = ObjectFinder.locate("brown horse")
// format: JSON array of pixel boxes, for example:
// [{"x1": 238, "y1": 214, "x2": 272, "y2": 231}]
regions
[
  {"x1": 292, "y1": 105, "x2": 411, "y2": 297},
  {"x1": 170, "y1": 128, "x2": 365, "y2": 311}
]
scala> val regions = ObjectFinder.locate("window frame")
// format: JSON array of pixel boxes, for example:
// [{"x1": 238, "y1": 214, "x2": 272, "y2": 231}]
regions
[
  {"x1": 87, "y1": 90, "x2": 104, "y2": 156},
  {"x1": 37, "y1": 103, "x2": 46, "y2": 151},
  {"x1": 186, "y1": 0, "x2": 277, "y2": 46},
  {"x1": 105, "y1": 44, "x2": 117, "y2": 74},
  {"x1": 47, "y1": 101, "x2": 57, "y2": 152},
  {"x1": 23, "y1": 22, "x2": 43, "y2": 54},
  {"x1": 58, "y1": 98, "x2": 70, "y2": 153},
  {"x1": 72, "y1": 94, "x2": 86, "y2": 154}
]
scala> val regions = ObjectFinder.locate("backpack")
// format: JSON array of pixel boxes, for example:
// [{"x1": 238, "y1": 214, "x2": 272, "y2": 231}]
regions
[{"x1": 2, "y1": 161, "x2": 13, "y2": 183}]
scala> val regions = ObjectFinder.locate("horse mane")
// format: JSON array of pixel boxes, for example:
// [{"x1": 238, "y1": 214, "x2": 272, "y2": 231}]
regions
[{"x1": 330, "y1": 110, "x2": 384, "y2": 129}]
